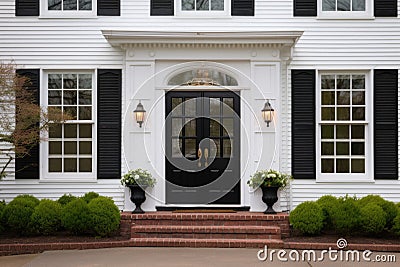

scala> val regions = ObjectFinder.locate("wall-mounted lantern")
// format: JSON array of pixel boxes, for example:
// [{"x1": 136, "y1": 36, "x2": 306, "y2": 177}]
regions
[
  {"x1": 261, "y1": 100, "x2": 274, "y2": 127},
  {"x1": 134, "y1": 101, "x2": 146, "y2": 128}
]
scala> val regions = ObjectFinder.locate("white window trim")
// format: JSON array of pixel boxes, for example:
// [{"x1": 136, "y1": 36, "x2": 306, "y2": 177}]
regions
[
  {"x1": 40, "y1": 0, "x2": 97, "y2": 18},
  {"x1": 40, "y1": 70, "x2": 97, "y2": 181},
  {"x1": 316, "y1": 70, "x2": 374, "y2": 183},
  {"x1": 317, "y1": 0, "x2": 373, "y2": 19},
  {"x1": 176, "y1": 0, "x2": 230, "y2": 17}
]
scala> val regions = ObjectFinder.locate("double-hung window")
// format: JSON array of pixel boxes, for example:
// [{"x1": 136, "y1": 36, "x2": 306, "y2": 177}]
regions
[
  {"x1": 41, "y1": 0, "x2": 96, "y2": 17},
  {"x1": 318, "y1": 0, "x2": 372, "y2": 18},
  {"x1": 177, "y1": 0, "x2": 230, "y2": 16},
  {"x1": 318, "y1": 72, "x2": 372, "y2": 181},
  {"x1": 44, "y1": 72, "x2": 95, "y2": 180}
]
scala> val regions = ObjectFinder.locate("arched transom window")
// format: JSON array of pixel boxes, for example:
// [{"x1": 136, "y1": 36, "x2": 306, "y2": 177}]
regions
[{"x1": 168, "y1": 68, "x2": 238, "y2": 86}]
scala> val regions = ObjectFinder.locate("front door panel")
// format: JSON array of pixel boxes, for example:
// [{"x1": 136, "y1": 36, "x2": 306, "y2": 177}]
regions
[{"x1": 165, "y1": 91, "x2": 240, "y2": 204}]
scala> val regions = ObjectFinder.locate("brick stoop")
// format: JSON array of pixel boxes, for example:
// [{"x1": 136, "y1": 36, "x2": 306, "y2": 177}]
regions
[{"x1": 121, "y1": 211, "x2": 289, "y2": 248}]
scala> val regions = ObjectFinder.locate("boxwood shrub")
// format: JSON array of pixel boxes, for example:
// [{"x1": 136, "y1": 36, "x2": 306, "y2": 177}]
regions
[
  {"x1": 87, "y1": 196, "x2": 120, "y2": 237},
  {"x1": 316, "y1": 195, "x2": 338, "y2": 230},
  {"x1": 359, "y1": 203, "x2": 386, "y2": 235},
  {"x1": 82, "y1": 192, "x2": 100, "y2": 203},
  {"x1": 331, "y1": 196, "x2": 360, "y2": 234},
  {"x1": 57, "y1": 194, "x2": 78, "y2": 206},
  {"x1": 2, "y1": 197, "x2": 39, "y2": 235},
  {"x1": 290, "y1": 201, "x2": 324, "y2": 235},
  {"x1": 13, "y1": 194, "x2": 40, "y2": 206},
  {"x1": 392, "y1": 213, "x2": 400, "y2": 236},
  {"x1": 0, "y1": 200, "x2": 6, "y2": 233},
  {"x1": 31, "y1": 199, "x2": 62, "y2": 235},
  {"x1": 61, "y1": 198, "x2": 92, "y2": 235},
  {"x1": 358, "y1": 195, "x2": 398, "y2": 228}
]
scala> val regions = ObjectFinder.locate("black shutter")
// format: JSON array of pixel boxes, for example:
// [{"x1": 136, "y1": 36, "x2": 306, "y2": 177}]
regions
[
  {"x1": 293, "y1": 0, "x2": 317, "y2": 16},
  {"x1": 15, "y1": 69, "x2": 40, "y2": 179},
  {"x1": 375, "y1": 0, "x2": 397, "y2": 17},
  {"x1": 150, "y1": 0, "x2": 174, "y2": 16},
  {"x1": 15, "y1": 0, "x2": 39, "y2": 16},
  {"x1": 231, "y1": 0, "x2": 254, "y2": 16},
  {"x1": 292, "y1": 70, "x2": 316, "y2": 179},
  {"x1": 97, "y1": 69, "x2": 122, "y2": 179},
  {"x1": 98, "y1": 0, "x2": 120, "y2": 16},
  {"x1": 374, "y1": 69, "x2": 398, "y2": 179}
]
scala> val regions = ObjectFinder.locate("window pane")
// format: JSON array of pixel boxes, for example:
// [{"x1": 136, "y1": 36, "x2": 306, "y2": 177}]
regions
[
  {"x1": 210, "y1": 119, "x2": 220, "y2": 137},
  {"x1": 336, "y1": 142, "x2": 349, "y2": 155},
  {"x1": 49, "y1": 123, "x2": 62, "y2": 138},
  {"x1": 79, "y1": 107, "x2": 92, "y2": 120},
  {"x1": 351, "y1": 125, "x2": 364, "y2": 139},
  {"x1": 321, "y1": 75, "x2": 335, "y2": 89},
  {"x1": 172, "y1": 118, "x2": 183, "y2": 136},
  {"x1": 322, "y1": 91, "x2": 335, "y2": 105},
  {"x1": 197, "y1": 0, "x2": 209, "y2": 10},
  {"x1": 322, "y1": 0, "x2": 335, "y2": 11},
  {"x1": 48, "y1": 74, "x2": 62, "y2": 88},
  {"x1": 352, "y1": 75, "x2": 365, "y2": 89},
  {"x1": 223, "y1": 139, "x2": 232, "y2": 158},
  {"x1": 336, "y1": 125, "x2": 349, "y2": 139},
  {"x1": 185, "y1": 139, "x2": 196, "y2": 158},
  {"x1": 351, "y1": 159, "x2": 365, "y2": 173},
  {"x1": 64, "y1": 141, "x2": 77, "y2": 154},
  {"x1": 64, "y1": 158, "x2": 77, "y2": 172},
  {"x1": 64, "y1": 107, "x2": 77, "y2": 120},
  {"x1": 322, "y1": 107, "x2": 335, "y2": 120},
  {"x1": 211, "y1": 0, "x2": 224, "y2": 10},
  {"x1": 48, "y1": 90, "x2": 62, "y2": 105},
  {"x1": 337, "y1": 91, "x2": 350, "y2": 105},
  {"x1": 352, "y1": 0, "x2": 365, "y2": 11},
  {"x1": 49, "y1": 158, "x2": 62, "y2": 172},
  {"x1": 184, "y1": 118, "x2": 196, "y2": 137},
  {"x1": 182, "y1": 0, "x2": 195, "y2": 10},
  {"x1": 172, "y1": 138, "x2": 182, "y2": 158},
  {"x1": 79, "y1": 158, "x2": 92, "y2": 172},
  {"x1": 79, "y1": 141, "x2": 92, "y2": 155},
  {"x1": 351, "y1": 142, "x2": 365, "y2": 155},
  {"x1": 79, "y1": 90, "x2": 92, "y2": 105},
  {"x1": 49, "y1": 141, "x2": 62, "y2": 155},
  {"x1": 352, "y1": 107, "x2": 365, "y2": 120},
  {"x1": 222, "y1": 118, "x2": 234, "y2": 137},
  {"x1": 64, "y1": 124, "x2": 77, "y2": 138},
  {"x1": 63, "y1": 74, "x2": 77, "y2": 89},
  {"x1": 337, "y1": 107, "x2": 350, "y2": 120},
  {"x1": 64, "y1": 0, "x2": 77, "y2": 10},
  {"x1": 79, "y1": 124, "x2": 92, "y2": 138},
  {"x1": 337, "y1": 0, "x2": 351, "y2": 11},
  {"x1": 48, "y1": 0, "x2": 62, "y2": 10},
  {"x1": 337, "y1": 75, "x2": 350, "y2": 89},
  {"x1": 172, "y1": 98, "x2": 183, "y2": 116},
  {"x1": 211, "y1": 138, "x2": 220, "y2": 158},
  {"x1": 79, "y1": 0, "x2": 92, "y2": 10},
  {"x1": 321, "y1": 125, "x2": 334, "y2": 139},
  {"x1": 210, "y1": 98, "x2": 220, "y2": 116},
  {"x1": 223, "y1": 98, "x2": 234, "y2": 116},
  {"x1": 322, "y1": 159, "x2": 334, "y2": 173},
  {"x1": 184, "y1": 98, "x2": 196, "y2": 116},
  {"x1": 337, "y1": 159, "x2": 349, "y2": 173},
  {"x1": 322, "y1": 142, "x2": 334, "y2": 155},
  {"x1": 352, "y1": 91, "x2": 365, "y2": 105},
  {"x1": 63, "y1": 90, "x2": 77, "y2": 105}
]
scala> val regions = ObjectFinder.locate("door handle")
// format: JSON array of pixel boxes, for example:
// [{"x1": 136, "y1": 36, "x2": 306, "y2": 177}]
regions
[{"x1": 198, "y1": 148, "x2": 202, "y2": 167}]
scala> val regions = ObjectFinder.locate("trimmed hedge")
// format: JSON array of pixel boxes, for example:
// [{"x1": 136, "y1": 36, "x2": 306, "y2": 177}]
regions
[
  {"x1": 31, "y1": 199, "x2": 62, "y2": 235},
  {"x1": 2, "y1": 197, "x2": 39, "y2": 235},
  {"x1": 316, "y1": 195, "x2": 338, "y2": 230},
  {"x1": 57, "y1": 194, "x2": 78, "y2": 206},
  {"x1": 61, "y1": 198, "x2": 92, "y2": 235},
  {"x1": 290, "y1": 201, "x2": 324, "y2": 235},
  {"x1": 331, "y1": 196, "x2": 361, "y2": 234},
  {"x1": 88, "y1": 196, "x2": 120, "y2": 237},
  {"x1": 359, "y1": 203, "x2": 386, "y2": 235},
  {"x1": 358, "y1": 195, "x2": 398, "y2": 228},
  {"x1": 13, "y1": 194, "x2": 40, "y2": 206},
  {"x1": 393, "y1": 213, "x2": 400, "y2": 236},
  {"x1": 0, "y1": 200, "x2": 6, "y2": 233},
  {"x1": 82, "y1": 192, "x2": 100, "y2": 203}
]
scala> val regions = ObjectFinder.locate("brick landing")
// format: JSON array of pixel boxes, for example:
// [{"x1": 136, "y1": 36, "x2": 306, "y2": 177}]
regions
[{"x1": 121, "y1": 211, "x2": 289, "y2": 248}]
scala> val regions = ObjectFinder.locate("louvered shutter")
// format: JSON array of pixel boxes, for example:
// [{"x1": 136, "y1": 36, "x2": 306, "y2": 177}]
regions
[
  {"x1": 374, "y1": 69, "x2": 398, "y2": 179},
  {"x1": 231, "y1": 0, "x2": 254, "y2": 16},
  {"x1": 375, "y1": 0, "x2": 397, "y2": 17},
  {"x1": 98, "y1": 0, "x2": 121, "y2": 16},
  {"x1": 150, "y1": 0, "x2": 174, "y2": 16},
  {"x1": 293, "y1": 0, "x2": 317, "y2": 16},
  {"x1": 292, "y1": 70, "x2": 316, "y2": 179},
  {"x1": 15, "y1": 0, "x2": 39, "y2": 16},
  {"x1": 97, "y1": 69, "x2": 122, "y2": 179},
  {"x1": 15, "y1": 69, "x2": 40, "y2": 179}
]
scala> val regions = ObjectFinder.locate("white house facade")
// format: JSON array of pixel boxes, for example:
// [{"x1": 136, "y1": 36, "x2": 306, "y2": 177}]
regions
[{"x1": 0, "y1": 0, "x2": 399, "y2": 211}]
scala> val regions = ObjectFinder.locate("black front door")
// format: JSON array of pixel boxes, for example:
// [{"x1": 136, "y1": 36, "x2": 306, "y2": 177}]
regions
[{"x1": 165, "y1": 91, "x2": 240, "y2": 204}]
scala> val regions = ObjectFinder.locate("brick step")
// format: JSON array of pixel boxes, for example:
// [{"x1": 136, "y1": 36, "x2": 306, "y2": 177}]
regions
[
  {"x1": 129, "y1": 237, "x2": 284, "y2": 248},
  {"x1": 131, "y1": 225, "x2": 281, "y2": 239}
]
